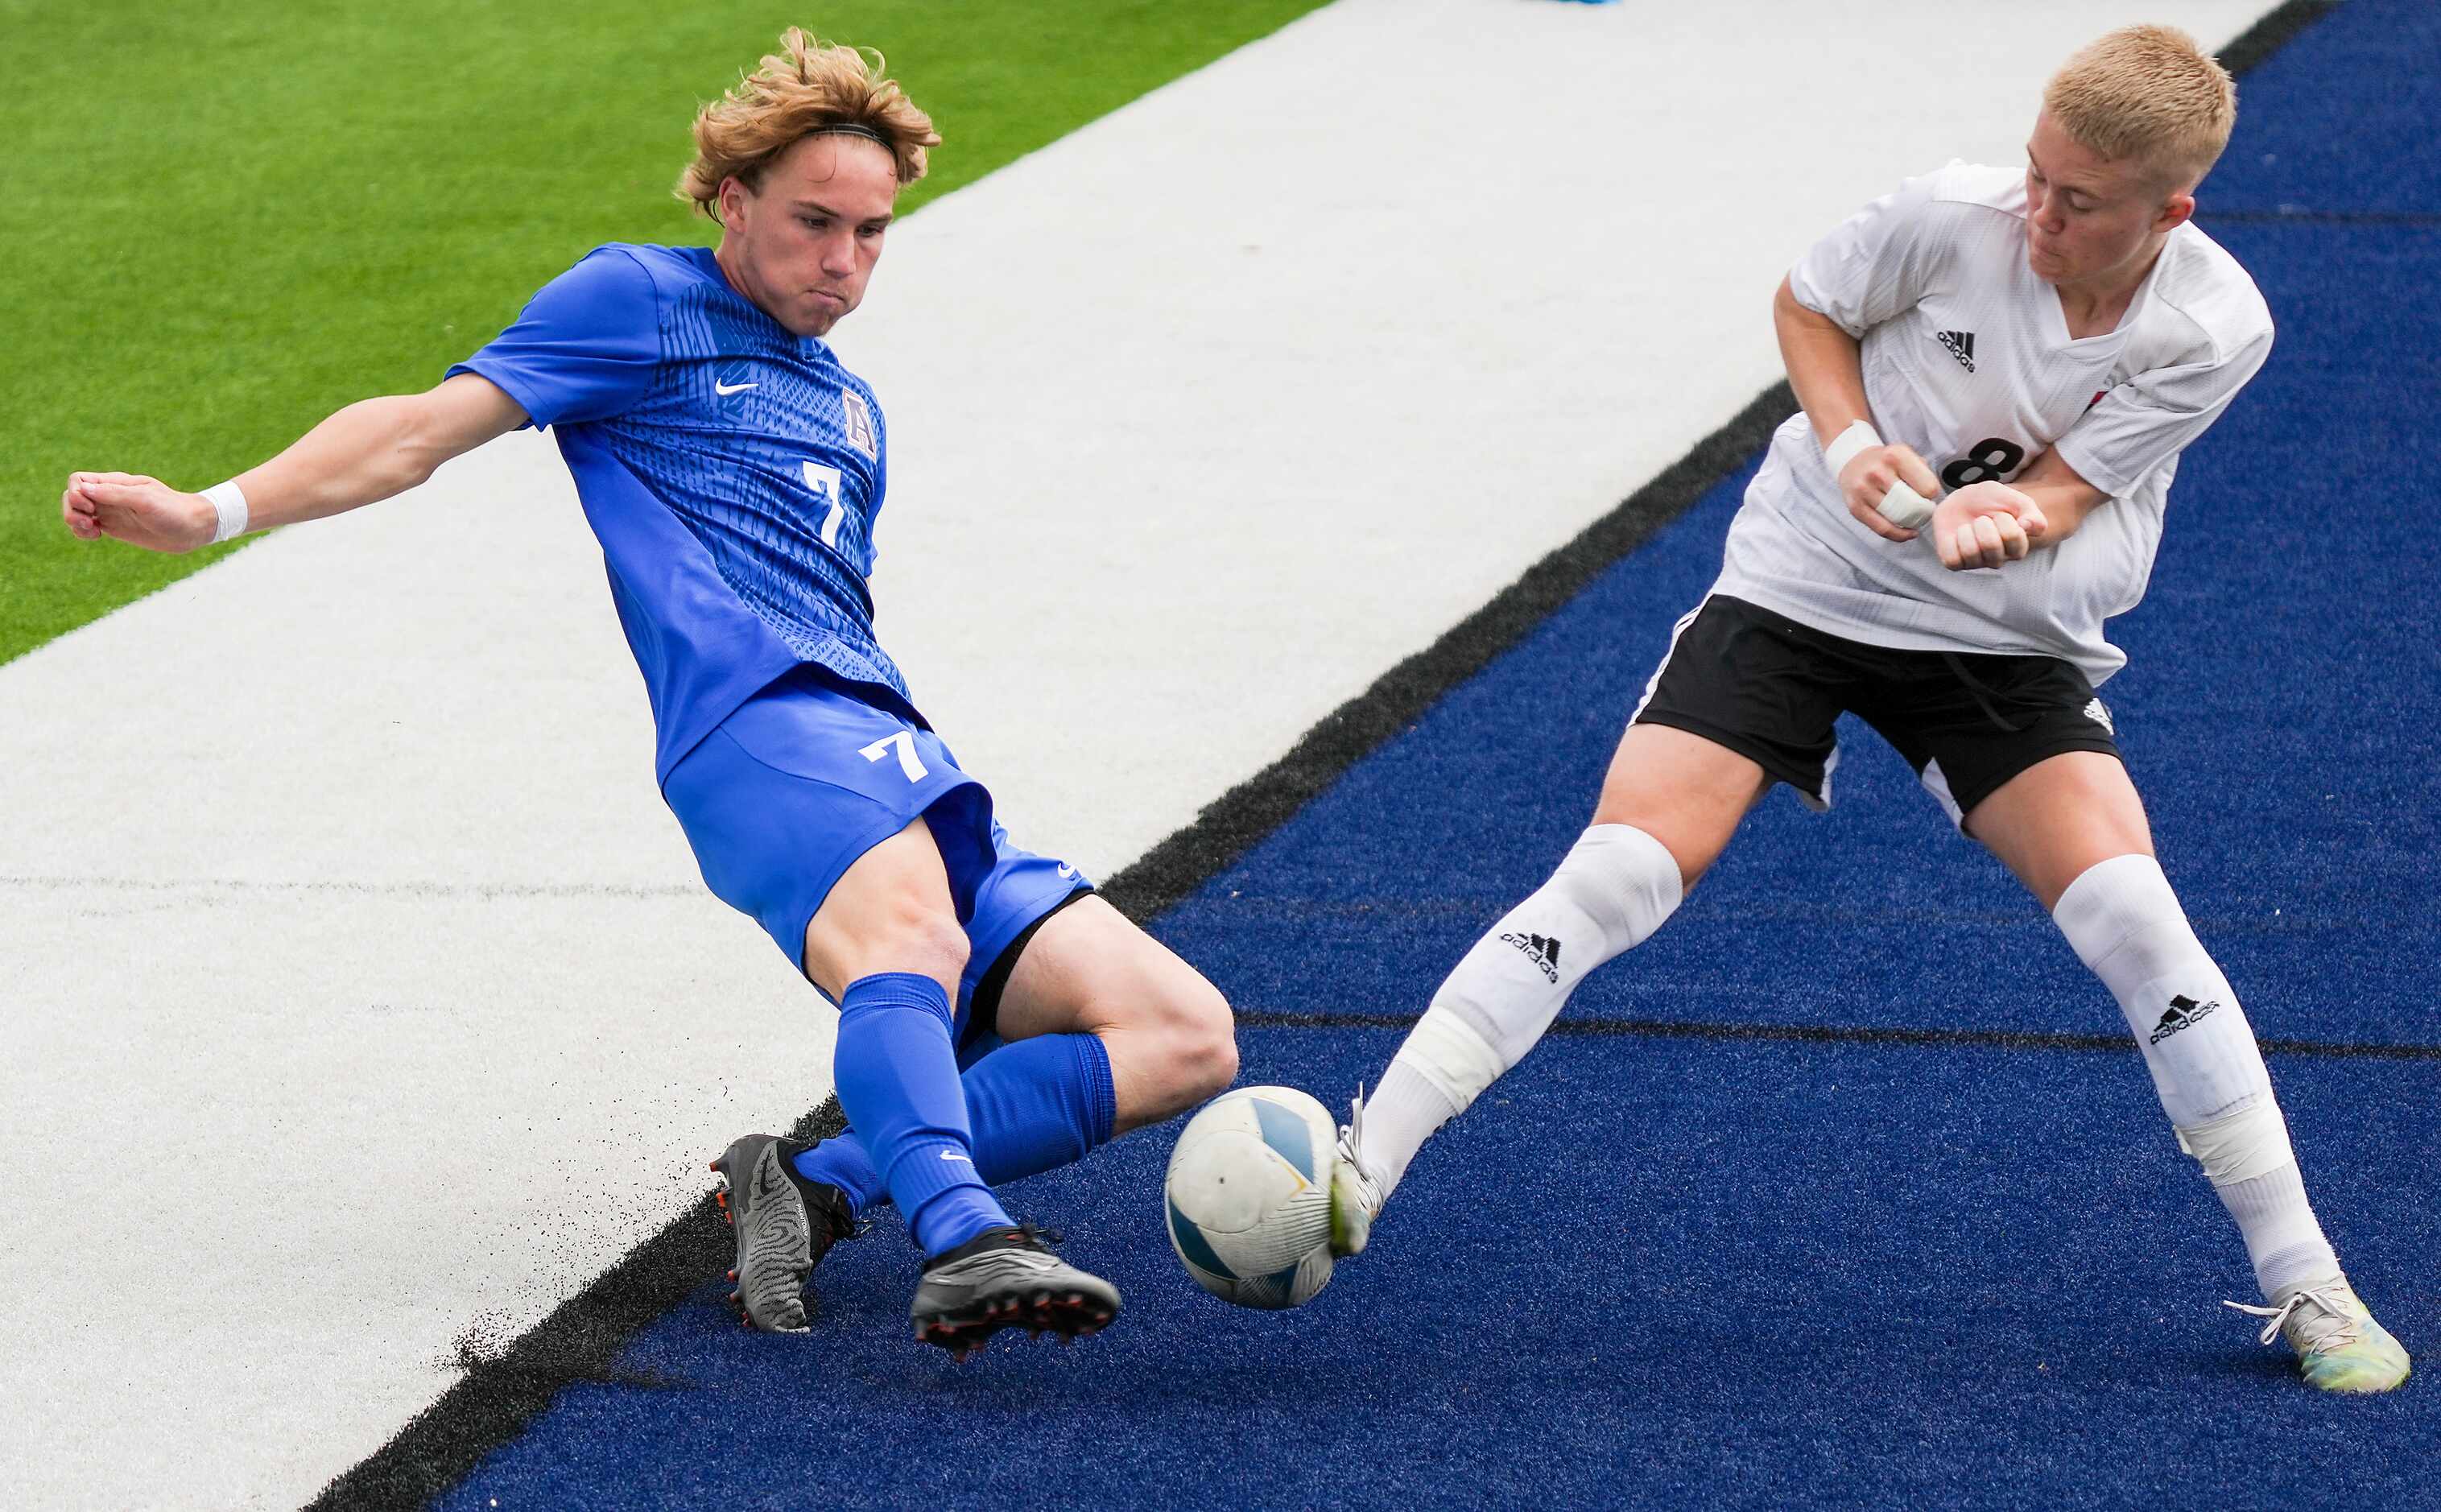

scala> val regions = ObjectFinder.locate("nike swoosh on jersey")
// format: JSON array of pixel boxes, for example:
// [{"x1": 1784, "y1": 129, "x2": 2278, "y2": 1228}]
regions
[{"x1": 714, "y1": 381, "x2": 758, "y2": 395}]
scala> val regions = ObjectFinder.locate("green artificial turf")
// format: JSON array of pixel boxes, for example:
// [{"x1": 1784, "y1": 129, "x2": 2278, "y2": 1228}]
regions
[{"x1": 0, "y1": 0, "x2": 1325, "y2": 667}]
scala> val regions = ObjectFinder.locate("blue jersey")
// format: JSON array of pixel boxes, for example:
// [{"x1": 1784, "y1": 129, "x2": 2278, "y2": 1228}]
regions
[{"x1": 450, "y1": 243, "x2": 911, "y2": 780}]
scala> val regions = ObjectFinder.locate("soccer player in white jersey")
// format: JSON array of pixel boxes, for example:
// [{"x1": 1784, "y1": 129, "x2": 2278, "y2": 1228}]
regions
[
  {"x1": 1328, "y1": 25, "x2": 2407, "y2": 1393},
  {"x1": 60, "y1": 33, "x2": 1240, "y2": 1357}
]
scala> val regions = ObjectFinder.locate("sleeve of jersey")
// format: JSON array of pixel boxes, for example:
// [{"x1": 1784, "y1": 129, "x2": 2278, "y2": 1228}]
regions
[
  {"x1": 1786, "y1": 172, "x2": 1945, "y2": 338},
  {"x1": 2051, "y1": 325, "x2": 2274, "y2": 498},
  {"x1": 445, "y1": 247, "x2": 659, "y2": 429}
]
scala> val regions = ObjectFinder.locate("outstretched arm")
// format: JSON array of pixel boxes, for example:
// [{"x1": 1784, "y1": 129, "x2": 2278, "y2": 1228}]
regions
[{"x1": 61, "y1": 372, "x2": 528, "y2": 554}]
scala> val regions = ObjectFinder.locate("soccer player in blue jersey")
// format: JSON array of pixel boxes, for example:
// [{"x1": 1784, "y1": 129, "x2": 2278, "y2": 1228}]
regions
[{"x1": 59, "y1": 31, "x2": 1237, "y2": 1357}]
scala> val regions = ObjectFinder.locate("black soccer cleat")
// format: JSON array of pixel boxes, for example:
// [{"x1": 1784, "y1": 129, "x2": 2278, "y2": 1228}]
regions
[
  {"x1": 909, "y1": 1225, "x2": 1121, "y2": 1360},
  {"x1": 709, "y1": 1134, "x2": 861, "y2": 1333}
]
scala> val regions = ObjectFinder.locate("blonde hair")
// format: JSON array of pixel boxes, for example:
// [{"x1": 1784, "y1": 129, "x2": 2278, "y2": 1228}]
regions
[
  {"x1": 2043, "y1": 25, "x2": 2237, "y2": 189},
  {"x1": 677, "y1": 29, "x2": 940, "y2": 216}
]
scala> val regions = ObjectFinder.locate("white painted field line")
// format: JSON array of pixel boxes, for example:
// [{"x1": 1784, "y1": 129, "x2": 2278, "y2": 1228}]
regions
[{"x1": 0, "y1": 2, "x2": 2266, "y2": 1505}]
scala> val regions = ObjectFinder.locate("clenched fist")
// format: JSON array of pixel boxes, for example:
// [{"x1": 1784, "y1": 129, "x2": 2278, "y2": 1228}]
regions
[
  {"x1": 1833, "y1": 442, "x2": 1942, "y2": 542},
  {"x1": 60, "y1": 472, "x2": 217, "y2": 555},
  {"x1": 1931, "y1": 481, "x2": 2049, "y2": 571}
]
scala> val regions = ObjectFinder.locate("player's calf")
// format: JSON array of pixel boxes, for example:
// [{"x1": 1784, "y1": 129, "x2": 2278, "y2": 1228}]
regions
[
  {"x1": 2051, "y1": 853, "x2": 2408, "y2": 1390},
  {"x1": 2051, "y1": 855, "x2": 2328, "y2": 1279},
  {"x1": 1335, "y1": 822, "x2": 1685, "y2": 1255}
]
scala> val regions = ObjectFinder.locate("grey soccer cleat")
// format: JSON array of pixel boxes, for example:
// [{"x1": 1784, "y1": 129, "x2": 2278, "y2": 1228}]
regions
[
  {"x1": 709, "y1": 1134, "x2": 860, "y2": 1334},
  {"x1": 909, "y1": 1225, "x2": 1121, "y2": 1360}
]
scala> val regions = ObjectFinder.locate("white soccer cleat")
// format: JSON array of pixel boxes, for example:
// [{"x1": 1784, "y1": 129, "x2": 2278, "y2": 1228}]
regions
[
  {"x1": 1329, "y1": 1085, "x2": 1385, "y2": 1257},
  {"x1": 2225, "y1": 1275, "x2": 2411, "y2": 1394}
]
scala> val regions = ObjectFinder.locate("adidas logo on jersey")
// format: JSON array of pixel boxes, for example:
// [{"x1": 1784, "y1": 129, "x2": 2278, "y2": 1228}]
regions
[
  {"x1": 2083, "y1": 697, "x2": 2115, "y2": 734},
  {"x1": 2148, "y1": 994, "x2": 2220, "y2": 1046},
  {"x1": 1500, "y1": 931, "x2": 1563, "y2": 983},
  {"x1": 1935, "y1": 329, "x2": 1976, "y2": 374}
]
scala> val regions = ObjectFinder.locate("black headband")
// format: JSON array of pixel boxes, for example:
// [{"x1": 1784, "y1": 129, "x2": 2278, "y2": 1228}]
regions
[{"x1": 812, "y1": 123, "x2": 890, "y2": 149}]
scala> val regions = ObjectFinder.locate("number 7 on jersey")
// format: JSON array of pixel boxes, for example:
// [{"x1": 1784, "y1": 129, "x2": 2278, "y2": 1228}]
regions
[{"x1": 803, "y1": 461, "x2": 847, "y2": 548}]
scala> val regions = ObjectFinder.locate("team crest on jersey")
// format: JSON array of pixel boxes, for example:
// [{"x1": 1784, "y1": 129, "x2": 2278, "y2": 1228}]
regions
[
  {"x1": 841, "y1": 390, "x2": 878, "y2": 459},
  {"x1": 2083, "y1": 697, "x2": 2115, "y2": 735}
]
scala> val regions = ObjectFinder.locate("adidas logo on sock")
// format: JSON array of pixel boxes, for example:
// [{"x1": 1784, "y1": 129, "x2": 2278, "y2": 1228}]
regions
[
  {"x1": 2148, "y1": 993, "x2": 2220, "y2": 1045},
  {"x1": 1935, "y1": 328, "x2": 1976, "y2": 373},
  {"x1": 1499, "y1": 931, "x2": 1563, "y2": 983}
]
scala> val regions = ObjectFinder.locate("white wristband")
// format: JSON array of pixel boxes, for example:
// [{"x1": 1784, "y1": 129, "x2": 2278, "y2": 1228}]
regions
[
  {"x1": 1820, "y1": 419, "x2": 1881, "y2": 481},
  {"x1": 202, "y1": 480, "x2": 250, "y2": 544}
]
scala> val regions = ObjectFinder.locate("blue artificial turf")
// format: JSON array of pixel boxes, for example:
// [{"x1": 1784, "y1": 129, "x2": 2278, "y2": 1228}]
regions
[
  {"x1": 438, "y1": 1027, "x2": 2440, "y2": 1512},
  {"x1": 436, "y1": 2, "x2": 2441, "y2": 1506}
]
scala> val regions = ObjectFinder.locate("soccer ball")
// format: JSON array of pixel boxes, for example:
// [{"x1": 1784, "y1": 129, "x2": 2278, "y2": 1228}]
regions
[{"x1": 1163, "y1": 1085, "x2": 1338, "y2": 1309}]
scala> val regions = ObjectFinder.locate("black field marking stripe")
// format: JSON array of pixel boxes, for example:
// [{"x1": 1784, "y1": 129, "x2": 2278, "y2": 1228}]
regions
[
  {"x1": 1233, "y1": 1010, "x2": 2441, "y2": 1062},
  {"x1": 1097, "y1": 381, "x2": 1796, "y2": 922},
  {"x1": 303, "y1": 1100, "x2": 849, "y2": 1511},
  {"x1": 320, "y1": 6, "x2": 2347, "y2": 1506},
  {"x1": 2215, "y1": 0, "x2": 2336, "y2": 73}
]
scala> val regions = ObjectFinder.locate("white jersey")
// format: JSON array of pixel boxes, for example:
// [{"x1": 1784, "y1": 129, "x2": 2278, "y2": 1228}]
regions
[{"x1": 1712, "y1": 163, "x2": 2274, "y2": 684}]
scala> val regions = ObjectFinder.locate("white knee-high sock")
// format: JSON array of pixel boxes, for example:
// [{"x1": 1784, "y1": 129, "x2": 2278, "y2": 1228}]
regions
[
  {"x1": 1360, "y1": 824, "x2": 1683, "y2": 1198},
  {"x1": 2051, "y1": 854, "x2": 2338, "y2": 1298}
]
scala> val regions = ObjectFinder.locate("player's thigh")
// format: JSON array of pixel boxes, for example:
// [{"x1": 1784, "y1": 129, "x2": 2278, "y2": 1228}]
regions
[
  {"x1": 992, "y1": 894, "x2": 1237, "y2": 1128},
  {"x1": 800, "y1": 816, "x2": 972, "y2": 1000},
  {"x1": 1605, "y1": 596, "x2": 1846, "y2": 886},
  {"x1": 993, "y1": 894, "x2": 1229, "y2": 1048},
  {"x1": 956, "y1": 829, "x2": 1092, "y2": 1038},
  {"x1": 661, "y1": 670, "x2": 995, "y2": 995},
  {"x1": 1964, "y1": 750, "x2": 2154, "y2": 911},
  {"x1": 1851, "y1": 649, "x2": 2146, "y2": 909}
]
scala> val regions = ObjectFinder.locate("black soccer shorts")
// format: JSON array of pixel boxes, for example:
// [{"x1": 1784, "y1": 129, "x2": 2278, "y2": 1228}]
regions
[{"x1": 1631, "y1": 594, "x2": 2124, "y2": 825}]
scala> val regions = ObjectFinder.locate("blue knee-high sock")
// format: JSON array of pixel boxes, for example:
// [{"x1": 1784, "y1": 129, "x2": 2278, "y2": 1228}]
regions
[
  {"x1": 828, "y1": 973, "x2": 1011, "y2": 1256},
  {"x1": 795, "y1": 1032, "x2": 1117, "y2": 1212}
]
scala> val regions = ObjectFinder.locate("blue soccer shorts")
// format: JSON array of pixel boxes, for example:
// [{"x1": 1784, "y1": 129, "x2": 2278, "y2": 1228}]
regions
[{"x1": 661, "y1": 666, "x2": 1092, "y2": 1035}]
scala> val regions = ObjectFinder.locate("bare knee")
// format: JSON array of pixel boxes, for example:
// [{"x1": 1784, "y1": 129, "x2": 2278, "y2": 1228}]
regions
[
  {"x1": 1592, "y1": 723, "x2": 1769, "y2": 890},
  {"x1": 1174, "y1": 976, "x2": 1240, "y2": 1103},
  {"x1": 1110, "y1": 973, "x2": 1237, "y2": 1130}
]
